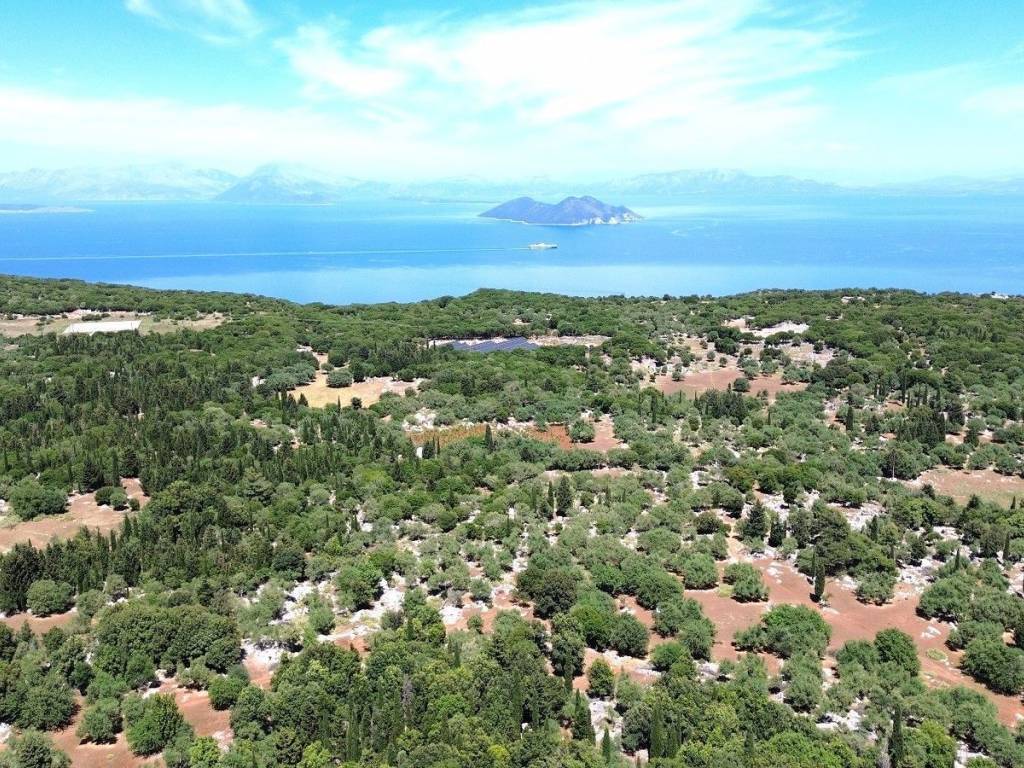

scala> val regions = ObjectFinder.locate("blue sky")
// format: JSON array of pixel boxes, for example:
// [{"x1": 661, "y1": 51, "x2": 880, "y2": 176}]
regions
[{"x1": 0, "y1": 1, "x2": 1022, "y2": 182}]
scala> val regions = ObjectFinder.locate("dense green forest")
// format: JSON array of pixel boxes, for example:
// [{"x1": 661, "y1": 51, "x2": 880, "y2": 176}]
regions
[{"x1": 1, "y1": 275, "x2": 1024, "y2": 768}]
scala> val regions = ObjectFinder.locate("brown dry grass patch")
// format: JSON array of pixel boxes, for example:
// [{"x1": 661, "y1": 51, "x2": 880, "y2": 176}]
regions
[
  {"x1": 0, "y1": 479, "x2": 147, "y2": 553},
  {"x1": 291, "y1": 375, "x2": 419, "y2": 409},
  {"x1": 914, "y1": 467, "x2": 1024, "y2": 508}
]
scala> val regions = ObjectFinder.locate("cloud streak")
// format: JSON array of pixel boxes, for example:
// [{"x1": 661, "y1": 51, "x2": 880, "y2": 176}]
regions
[{"x1": 125, "y1": 0, "x2": 262, "y2": 43}]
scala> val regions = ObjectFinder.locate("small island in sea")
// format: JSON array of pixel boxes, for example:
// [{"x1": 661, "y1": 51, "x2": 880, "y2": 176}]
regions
[{"x1": 479, "y1": 195, "x2": 641, "y2": 225}]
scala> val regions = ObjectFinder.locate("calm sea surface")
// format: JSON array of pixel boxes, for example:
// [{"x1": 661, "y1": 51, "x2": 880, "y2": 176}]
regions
[{"x1": 0, "y1": 196, "x2": 1021, "y2": 303}]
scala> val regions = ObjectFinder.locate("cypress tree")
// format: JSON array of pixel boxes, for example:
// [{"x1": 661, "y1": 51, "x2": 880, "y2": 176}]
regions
[
  {"x1": 650, "y1": 704, "x2": 665, "y2": 759},
  {"x1": 601, "y1": 727, "x2": 613, "y2": 763},
  {"x1": 571, "y1": 691, "x2": 595, "y2": 742},
  {"x1": 889, "y1": 703, "x2": 905, "y2": 768},
  {"x1": 812, "y1": 560, "x2": 826, "y2": 603}
]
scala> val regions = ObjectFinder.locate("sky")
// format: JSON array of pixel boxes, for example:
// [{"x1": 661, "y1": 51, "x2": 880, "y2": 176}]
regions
[{"x1": 0, "y1": 1, "x2": 1022, "y2": 183}]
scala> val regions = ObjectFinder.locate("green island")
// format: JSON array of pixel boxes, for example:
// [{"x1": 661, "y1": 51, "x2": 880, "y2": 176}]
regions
[{"x1": 1, "y1": 275, "x2": 1024, "y2": 768}]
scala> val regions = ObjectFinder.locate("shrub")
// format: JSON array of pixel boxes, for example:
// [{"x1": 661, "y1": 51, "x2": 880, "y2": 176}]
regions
[
  {"x1": 679, "y1": 552, "x2": 718, "y2": 590},
  {"x1": 208, "y1": 675, "x2": 246, "y2": 710},
  {"x1": 653, "y1": 596, "x2": 714, "y2": 659},
  {"x1": 0, "y1": 731, "x2": 70, "y2": 768},
  {"x1": 610, "y1": 614, "x2": 648, "y2": 658},
  {"x1": 569, "y1": 420, "x2": 596, "y2": 443},
  {"x1": 735, "y1": 604, "x2": 831, "y2": 658},
  {"x1": 125, "y1": 694, "x2": 190, "y2": 756},
  {"x1": 326, "y1": 369, "x2": 353, "y2": 388},
  {"x1": 874, "y1": 628, "x2": 920, "y2": 678},
  {"x1": 724, "y1": 563, "x2": 768, "y2": 602},
  {"x1": 855, "y1": 572, "x2": 896, "y2": 605},
  {"x1": 26, "y1": 580, "x2": 74, "y2": 617},
  {"x1": 587, "y1": 658, "x2": 615, "y2": 698},
  {"x1": 10, "y1": 479, "x2": 66, "y2": 520},
  {"x1": 962, "y1": 637, "x2": 1024, "y2": 695},
  {"x1": 77, "y1": 699, "x2": 122, "y2": 744}
]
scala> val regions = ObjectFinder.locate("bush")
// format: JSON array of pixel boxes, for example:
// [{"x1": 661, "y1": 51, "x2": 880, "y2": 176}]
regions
[
  {"x1": 10, "y1": 479, "x2": 66, "y2": 520},
  {"x1": 653, "y1": 597, "x2": 715, "y2": 659},
  {"x1": 125, "y1": 694, "x2": 190, "y2": 756},
  {"x1": 724, "y1": 563, "x2": 768, "y2": 602},
  {"x1": 782, "y1": 652, "x2": 822, "y2": 712},
  {"x1": 874, "y1": 628, "x2": 920, "y2": 678},
  {"x1": 650, "y1": 641, "x2": 692, "y2": 672},
  {"x1": 679, "y1": 552, "x2": 718, "y2": 590},
  {"x1": 735, "y1": 604, "x2": 831, "y2": 658},
  {"x1": 0, "y1": 731, "x2": 70, "y2": 768},
  {"x1": 77, "y1": 699, "x2": 122, "y2": 744},
  {"x1": 26, "y1": 580, "x2": 74, "y2": 617},
  {"x1": 855, "y1": 572, "x2": 896, "y2": 605},
  {"x1": 568, "y1": 420, "x2": 596, "y2": 443},
  {"x1": 208, "y1": 675, "x2": 246, "y2": 710},
  {"x1": 587, "y1": 658, "x2": 615, "y2": 698},
  {"x1": 918, "y1": 573, "x2": 973, "y2": 622},
  {"x1": 962, "y1": 637, "x2": 1024, "y2": 695},
  {"x1": 610, "y1": 614, "x2": 648, "y2": 658},
  {"x1": 326, "y1": 369, "x2": 353, "y2": 388}
]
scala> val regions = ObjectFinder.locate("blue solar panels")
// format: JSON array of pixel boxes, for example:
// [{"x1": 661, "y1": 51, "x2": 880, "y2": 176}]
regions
[{"x1": 450, "y1": 337, "x2": 539, "y2": 353}]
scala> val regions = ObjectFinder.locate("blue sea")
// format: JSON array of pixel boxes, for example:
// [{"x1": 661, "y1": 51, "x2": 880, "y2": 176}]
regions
[{"x1": 1, "y1": 195, "x2": 1022, "y2": 303}]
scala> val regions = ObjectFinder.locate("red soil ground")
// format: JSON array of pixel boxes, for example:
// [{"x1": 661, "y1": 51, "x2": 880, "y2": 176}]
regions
[
  {"x1": 543, "y1": 417, "x2": 623, "y2": 453},
  {"x1": 25, "y1": 677, "x2": 230, "y2": 768},
  {"x1": 653, "y1": 369, "x2": 806, "y2": 402},
  {"x1": 691, "y1": 552, "x2": 1024, "y2": 726},
  {"x1": 1, "y1": 607, "x2": 77, "y2": 634},
  {"x1": 0, "y1": 479, "x2": 148, "y2": 553}
]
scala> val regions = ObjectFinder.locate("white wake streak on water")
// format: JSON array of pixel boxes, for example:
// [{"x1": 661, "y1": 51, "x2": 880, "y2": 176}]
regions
[{"x1": 0, "y1": 247, "x2": 533, "y2": 262}]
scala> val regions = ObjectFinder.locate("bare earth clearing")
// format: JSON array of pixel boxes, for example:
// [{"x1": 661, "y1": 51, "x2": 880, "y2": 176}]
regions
[
  {"x1": 912, "y1": 467, "x2": 1024, "y2": 508},
  {"x1": 654, "y1": 369, "x2": 807, "y2": 401},
  {"x1": 690, "y1": 547, "x2": 1024, "y2": 726},
  {"x1": 36, "y1": 678, "x2": 230, "y2": 768},
  {"x1": 291, "y1": 375, "x2": 420, "y2": 409},
  {"x1": 0, "y1": 478, "x2": 147, "y2": 553},
  {"x1": 0, "y1": 310, "x2": 225, "y2": 337}
]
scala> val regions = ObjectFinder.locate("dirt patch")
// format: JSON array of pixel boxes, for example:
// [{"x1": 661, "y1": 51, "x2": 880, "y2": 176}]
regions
[
  {"x1": 157, "y1": 678, "x2": 232, "y2": 747},
  {"x1": 912, "y1": 467, "x2": 1024, "y2": 508},
  {"x1": 541, "y1": 417, "x2": 623, "y2": 453},
  {"x1": 37, "y1": 678, "x2": 229, "y2": 768},
  {"x1": 291, "y1": 375, "x2": 420, "y2": 409},
  {"x1": 1, "y1": 608, "x2": 77, "y2": 635},
  {"x1": 0, "y1": 479, "x2": 147, "y2": 553},
  {"x1": 0, "y1": 311, "x2": 225, "y2": 338},
  {"x1": 653, "y1": 369, "x2": 806, "y2": 402},
  {"x1": 0, "y1": 315, "x2": 65, "y2": 336},
  {"x1": 529, "y1": 334, "x2": 610, "y2": 347},
  {"x1": 729, "y1": 555, "x2": 1024, "y2": 726}
]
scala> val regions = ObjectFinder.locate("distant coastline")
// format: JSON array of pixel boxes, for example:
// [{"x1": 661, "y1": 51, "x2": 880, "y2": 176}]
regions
[{"x1": 0, "y1": 204, "x2": 92, "y2": 215}]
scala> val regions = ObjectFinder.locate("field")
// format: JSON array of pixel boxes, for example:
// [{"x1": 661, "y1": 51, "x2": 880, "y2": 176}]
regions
[
  {"x1": 0, "y1": 478, "x2": 147, "y2": 553},
  {"x1": 0, "y1": 310, "x2": 225, "y2": 337},
  {"x1": 913, "y1": 467, "x2": 1024, "y2": 508},
  {"x1": 654, "y1": 368, "x2": 807, "y2": 401},
  {"x1": 291, "y1": 374, "x2": 420, "y2": 409}
]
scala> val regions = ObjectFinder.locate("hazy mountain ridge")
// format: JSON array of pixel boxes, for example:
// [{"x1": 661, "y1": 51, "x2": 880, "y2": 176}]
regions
[
  {"x1": 600, "y1": 169, "x2": 840, "y2": 196},
  {"x1": 1, "y1": 163, "x2": 1022, "y2": 203},
  {"x1": 0, "y1": 163, "x2": 238, "y2": 202},
  {"x1": 480, "y1": 195, "x2": 641, "y2": 225}
]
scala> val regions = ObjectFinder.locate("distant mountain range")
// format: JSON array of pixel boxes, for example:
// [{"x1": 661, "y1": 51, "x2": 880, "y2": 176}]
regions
[
  {"x1": 0, "y1": 162, "x2": 1021, "y2": 203},
  {"x1": 480, "y1": 196, "x2": 641, "y2": 226},
  {"x1": 0, "y1": 163, "x2": 238, "y2": 202}
]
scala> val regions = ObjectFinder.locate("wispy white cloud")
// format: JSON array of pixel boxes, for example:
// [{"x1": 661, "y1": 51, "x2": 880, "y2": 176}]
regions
[
  {"x1": 277, "y1": 1, "x2": 854, "y2": 133},
  {"x1": 125, "y1": 0, "x2": 262, "y2": 44},
  {"x1": 0, "y1": 85, "x2": 469, "y2": 176},
  {"x1": 964, "y1": 84, "x2": 1024, "y2": 116}
]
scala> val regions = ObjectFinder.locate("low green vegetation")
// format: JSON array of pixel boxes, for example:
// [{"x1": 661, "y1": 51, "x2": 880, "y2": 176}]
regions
[{"x1": 0, "y1": 276, "x2": 1023, "y2": 766}]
